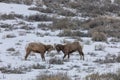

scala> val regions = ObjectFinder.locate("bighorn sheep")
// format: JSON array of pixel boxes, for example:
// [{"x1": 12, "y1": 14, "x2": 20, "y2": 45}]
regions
[
  {"x1": 55, "y1": 42, "x2": 84, "y2": 60},
  {"x1": 25, "y1": 42, "x2": 54, "y2": 61}
]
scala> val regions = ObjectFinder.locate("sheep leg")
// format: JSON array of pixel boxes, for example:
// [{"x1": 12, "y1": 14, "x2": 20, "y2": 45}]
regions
[
  {"x1": 41, "y1": 54, "x2": 45, "y2": 61},
  {"x1": 78, "y1": 50, "x2": 84, "y2": 60},
  {"x1": 81, "y1": 52, "x2": 84, "y2": 60},
  {"x1": 80, "y1": 55, "x2": 82, "y2": 60},
  {"x1": 25, "y1": 49, "x2": 31, "y2": 60},
  {"x1": 63, "y1": 54, "x2": 67, "y2": 60},
  {"x1": 80, "y1": 54, "x2": 84, "y2": 60},
  {"x1": 82, "y1": 54, "x2": 84, "y2": 60},
  {"x1": 68, "y1": 54, "x2": 70, "y2": 60}
]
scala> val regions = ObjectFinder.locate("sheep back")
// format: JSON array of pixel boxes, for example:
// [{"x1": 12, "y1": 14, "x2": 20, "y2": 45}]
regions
[
  {"x1": 26, "y1": 42, "x2": 46, "y2": 53},
  {"x1": 64, "y1": 42, "x2": 82, "y2": 53}
]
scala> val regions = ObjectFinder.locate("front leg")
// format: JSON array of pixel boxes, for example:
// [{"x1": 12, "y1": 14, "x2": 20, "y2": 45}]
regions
[
  {"x1": 25, "y1": 48, "x2": 31, "y2": 60},
  {"x1": 63, "y1": 54, "x2": 67, "y2": 60},
  {"x1": 68, "y1": 53, "x2": 70, "y2": 60}
]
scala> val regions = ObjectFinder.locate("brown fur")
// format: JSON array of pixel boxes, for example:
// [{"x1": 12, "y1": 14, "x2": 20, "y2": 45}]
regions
[
  {"x1": 55, "y1": 42, "x2": 84, "y2": 60},
  {"x1": 25, "y1": 42, "x2": 54, "y2": 61}
]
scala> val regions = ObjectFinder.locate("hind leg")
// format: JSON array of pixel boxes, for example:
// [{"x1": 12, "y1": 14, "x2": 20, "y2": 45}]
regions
[
  {"x1": 25, "y1": 48, "x2": 31, "y2": 60},
  {"x1": 41, "y1": 53, "x2": 45, "y2": 61},
  {"x1": 81, "y1": 53, "x2": 84, "y2": 60},
  {"x1": 78, "y1": 50, "x2": 84, "y2": 60},
  {"x1": 80, "y1": 54, "x2": 84, "y2": 60},
  {"x1": 63, "y1": 54, "x2": 67, "y2": 60},
  {"x1": 80, "y1": 55, "x2": 83, "y2": 60},
  {"x1": 81, "y1": 52, "x2": 84, "y2": 60}
]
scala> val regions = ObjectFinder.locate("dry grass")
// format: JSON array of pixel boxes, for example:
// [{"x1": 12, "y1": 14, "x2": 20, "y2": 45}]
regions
[
  {"x1": 85, "y1": 70, "x2": 120, "y2": 80},
  {"x1": 52, "y1": 18, "x2": 77, "y2": 30},
  {"x1": 95, "y1": 44, "x2": 106, "y2": 51},
  {"x1": 92, "y1": 32, "x2": 107, "y2": 42},
  {"x1": 58, "y1": 9, "x2": 76, "y2": 17},
  {"x1": 115, "y1": 0, "x2": 120, "y2": 4},
  {"x1": 68, "y1": 1, "x2": 81, "y2": 9},
  {"x1": 0, "y1": 65, "x2": 31, "y2": 74},
  {"x1": 58, "y1": 29, "x2": 72, "y2": 37},
  {"x1": 58, "y1": 29, "x2": 87, "y2": 37},
  {"x1": 94, "y1": 53, "x2": 120, "y2": 64},
  {"x1": 32, "y1": 63, "x2": 46, "y2": 69},
  {"x1": 37, "y1": 23, "x2": 52, "y2": 30},
  {"x1": 7, "y1": 48, "x2": 15, "y2": 51},
  {"x1": 20, "y1": 25, "x2": 35, "y2": 30},
  {"x1": 49, "y1": 57, "x2": 64, "y2": 65},
  {"x1": 82, "y1": 16, "x2": 120, "y2": 38},
  {"x1": 36, "y1": 73, "x2": 71, "y2": 80},
  {"x1": 116, "y1": 54, "x2": 120, "y2": 62},
  {"x1": 29, "y1": 7, "x2": 53, "y2": 13},
  {"x1": 0, "y1": 24, "x2": 12, "y2": 29},
  {"x1": 26, "y1": 14, "x2": 52, "y2": 22},
  {"x1": 4, "y1": 34, "x2": 16, "y2": 38},
  {"x1": 110, "y1": 38, "x2": 120, "y2": 42},
  {"x1": 1, "y1": 0, "x2": 120, "y2": 18},
  {"x1": 0, "y1": 13, "x2": 24, "y2": 20}
]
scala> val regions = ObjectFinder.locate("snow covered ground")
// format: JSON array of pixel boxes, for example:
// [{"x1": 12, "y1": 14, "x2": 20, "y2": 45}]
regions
[
  {"x1": 0, "y1": 2, "x2": 120, "y2": 80},
  {"x1": 0, "y1": 3, "x2": 39, "y2": 15}
]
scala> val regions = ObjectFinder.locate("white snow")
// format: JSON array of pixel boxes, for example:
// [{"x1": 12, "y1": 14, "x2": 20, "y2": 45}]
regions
[
  {"x1": 0, "y1": 2, "x2": 120, "y2": 80},
  {"x1": 0, "y1": 3, "x2": 39, "y2": 15}
]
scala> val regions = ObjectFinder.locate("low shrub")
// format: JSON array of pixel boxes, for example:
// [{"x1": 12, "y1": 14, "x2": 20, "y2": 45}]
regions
[
  {"x1": 29, "y1": 7, "x2": 53, "y2": 13},
  {"x1": 7, "y1": 48, "x2": 15, "y2": 51},
  {"x1": 32, "y1": 63, "x2": 46, "y2": 69},
  {"x1": 68, "y1": 1, "x2": 81, "y2": 9},
  {"x1": 49, "y1": 57, "x2": 64, "y2": 64},
  {"x1": 36, "y1": 73, "x2": 71, "y2": 80},
  {"x1": 58, "y1": 29, "x2": 72, "y2": 37},
  {"x1": 0, "y1": 24, "x2": 12, "y2": 28},
  {"x1": 82, "y1": 16, "x2": 120, "y2": 38},
  {"x1": 94, "y1": 53, "x2": 120, "y2": 64},
  {"x1": 0, "y1": 14, "x2": 15, "y2": 20},
  {"x1": 110, "y1": 38, "x2": 120, "y2": 42},
  {"x1": 37, "y1": 23, "x2": 52, "y2": 30},
  {"x1": 116, "y1": 54, "x2": 120, "y2": 62},
  {"x1": 0, "y1": 13, "x2": 24, "y2": 20},
  {"x1": 58, "y1": 9, "x2": 76, "y2": 17},
  {"x1": 95, "y1": 44, "x2": 106, "y2": 51},
  {"x1": 18, "y1": 31, "x2": 26, "y2": 36},
  {"x1": 48, "y1": 52, "x2": 56, "y2": 57},
  {"x1": 5, "y1": 34, "x2": 16, "y2": 38},
  {"x1": 92, "y1": 32, "x2": 107, "y2": 42},
  {"x1": 26, "y1": 14, "x2": 52, "y2": 21},
  {"x1": 58, "y1": 29, "x2": 89, "y2": 37},
  {"x1": 36, "y1": 32, "x2": 44, "y2": 37},
  {"x1": 20, "y1": 25, "x2": 35, "y2": 30},
  {"x1": 52, "y1": 18, "x2": 77, "y2": 30},
  {"x1": 0, "y1": 65, "x2": 31, "y2": 74},
  {"x1": 85, "y1": 70, "x2": 120, "y2": 80},
  {"x1": 40, "y1": 7, "x2": 53, "y2": 13}
]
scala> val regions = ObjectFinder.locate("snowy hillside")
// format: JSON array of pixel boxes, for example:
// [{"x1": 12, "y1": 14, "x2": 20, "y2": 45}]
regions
[{"x1": 0, "y1": 0, "x2": 120, "y2": 80}]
